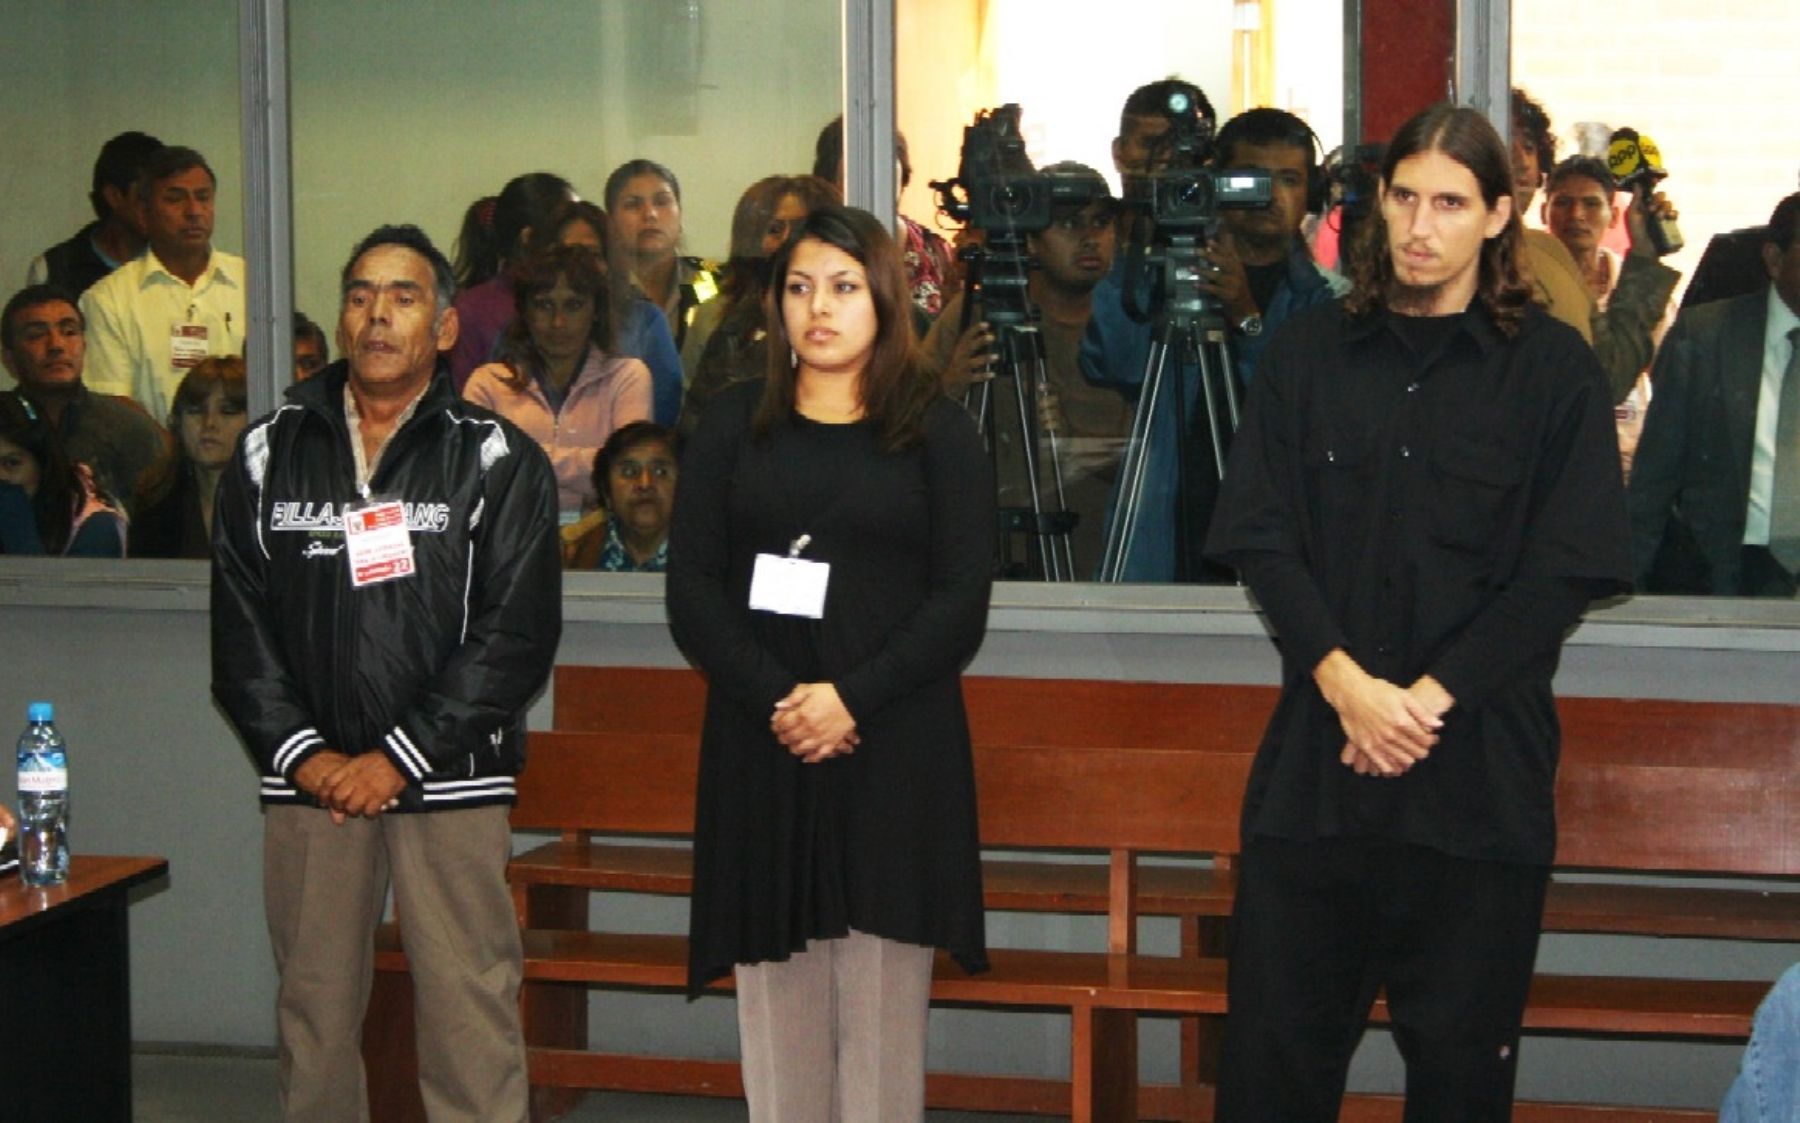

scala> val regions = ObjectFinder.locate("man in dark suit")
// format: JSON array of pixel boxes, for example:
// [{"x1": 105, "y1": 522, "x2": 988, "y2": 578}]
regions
[{"x1": 1629, "y1": 192, "x2": 1800, "y2": 595}]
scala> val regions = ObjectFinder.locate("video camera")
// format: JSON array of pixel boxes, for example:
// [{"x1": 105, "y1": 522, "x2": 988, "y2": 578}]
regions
[
  {"x1": 1121, "y1": 88, "x2": 1270, "y2": 233},
  {"x1": 930, "y1": 105, "x2": 1108, "y2": 235}
]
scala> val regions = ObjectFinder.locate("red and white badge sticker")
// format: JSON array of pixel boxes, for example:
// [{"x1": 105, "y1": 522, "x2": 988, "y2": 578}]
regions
[
  {"x1": 343, "y1": 500, "x2": 415, "y2": 588},
  {"x1": 170, "y1": 323, "x2": 210, "y2": 370}
]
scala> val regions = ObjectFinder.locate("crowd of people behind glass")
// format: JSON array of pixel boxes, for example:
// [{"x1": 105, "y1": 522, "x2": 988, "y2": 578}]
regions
[{"x1": 4, "y1": 87, "x2": 1794, "y2": 593}]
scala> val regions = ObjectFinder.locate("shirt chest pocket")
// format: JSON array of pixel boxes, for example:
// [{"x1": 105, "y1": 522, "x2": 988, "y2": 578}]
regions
[
  {"x1": 1302, "y1": 431, "x2": 1379, "y2": 532},
  {"x1": 1427, "y1": 441, "x2": 1525, "y2": 552}
]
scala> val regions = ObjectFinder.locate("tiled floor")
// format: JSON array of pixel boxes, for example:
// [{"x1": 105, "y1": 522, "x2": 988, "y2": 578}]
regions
[{"x1": 132, "y1": 1050, "x2": 1040, "y2": 1122}]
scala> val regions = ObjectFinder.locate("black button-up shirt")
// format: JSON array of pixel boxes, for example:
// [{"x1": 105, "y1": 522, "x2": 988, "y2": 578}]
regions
[{"x1": 1207, "y1": 300, "x2": 1632, "y2": 865}]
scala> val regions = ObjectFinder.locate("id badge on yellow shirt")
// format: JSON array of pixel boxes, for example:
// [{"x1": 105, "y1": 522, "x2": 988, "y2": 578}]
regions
[
  {"x1": 343, "y1": 499, "x2": 415, "y2": 588},
  {"x1": 170, "y1": 323, "x2": 209, "y2": 370}
]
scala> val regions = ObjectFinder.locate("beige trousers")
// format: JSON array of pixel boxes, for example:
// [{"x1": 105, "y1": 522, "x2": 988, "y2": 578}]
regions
[
  {"x1": 262, "y1": 804, "x2": 527, "y2": 1123},
  {"x1": 734, "y1": 929, "x2": 936, "y2": 1123}
]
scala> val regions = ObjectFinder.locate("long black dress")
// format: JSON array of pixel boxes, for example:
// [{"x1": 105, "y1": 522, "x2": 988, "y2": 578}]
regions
[{"x1": 666, "y1": 379, "x2": 996, "y2": 994}]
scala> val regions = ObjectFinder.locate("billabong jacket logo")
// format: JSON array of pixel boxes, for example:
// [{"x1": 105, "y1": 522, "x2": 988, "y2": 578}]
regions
[{"x1": 270, "y1": 501, "x2": 453, "y2": 533}]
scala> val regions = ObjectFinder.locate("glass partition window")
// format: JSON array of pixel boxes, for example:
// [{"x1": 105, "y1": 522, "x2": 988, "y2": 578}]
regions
[
  {"x1": 0, "y1": 0, "x2": 244, "y2": 559},
  {"x1": 1513, "y1": 0, "x2": 1800, "y2": 598},
  {"x1": 10, "y1": 0, "x2": 1796, "y2": 599},
  {"x1": 289, "y1": 0, "x2": 843, "y2": 380},
  {"x1": 897, "y1": 0, "x2": 1345, "y2": 582}
]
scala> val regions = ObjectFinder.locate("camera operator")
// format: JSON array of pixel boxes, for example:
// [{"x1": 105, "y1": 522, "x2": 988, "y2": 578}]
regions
[
  {"x1": 923, "y1": 162, "x2": 1129, "y2": 572},
  {"x1": 1544, "y1": 154, "x2": 1682, "y2": 405},
  {"x1": 1081, "y1": 106, "x2": 1347, "y2": 583},
  {"x1": 1113, "y1": 78, "x2": 1217, "y2": 191}
]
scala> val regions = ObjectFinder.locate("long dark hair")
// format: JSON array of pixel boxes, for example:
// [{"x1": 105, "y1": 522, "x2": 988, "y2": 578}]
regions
[
  {"x1": 452, "y1": 172, "x2": 574, "y2": 290},
  {"x1": 135, "y1": 355, "x2": 249, "y2": 511},
  {"x1": 720, "y1": 175, "x2": 842, "y2": 309},
  {"x1": 531, "y1": 199, "x2": 648, "y2": 349},
  {"x1": 530, "y1": 199, "x2": 610, "y2": 258},
  {"x1": 493, "y1": 244, "x2": 614, "y2": 390},
  {"x1": 755, "y1": 206, "x2": 935, "y2": 452},
  {"x1": 1343, "y1": 103, "x2": 1531, "y2": 336},
  {"x1": 0, "y1": 390, "x2": 80, "y2": 553}
]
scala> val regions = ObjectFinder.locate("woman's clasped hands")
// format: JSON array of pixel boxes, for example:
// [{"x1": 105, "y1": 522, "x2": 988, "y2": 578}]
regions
[{"x1": 771, "y1": 682, "x2": 859, "y2": 764}]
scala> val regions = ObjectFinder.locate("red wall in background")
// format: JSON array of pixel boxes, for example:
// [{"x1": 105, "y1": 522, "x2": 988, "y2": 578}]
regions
[{"x1": 1359, "y1": 0, "x2": 1455, "y2": 143}]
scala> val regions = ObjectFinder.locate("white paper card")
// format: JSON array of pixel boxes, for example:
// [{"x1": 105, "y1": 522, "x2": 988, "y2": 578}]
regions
[
  {"x1": 343, "y1": 500, "x2": 416, "y2": 588},
  {"x1": 170, "y1": 323, "x2": 210, "y2": 371},
  {"x1": 749, "y1": 553, "x2": 829, "y2": 619}
]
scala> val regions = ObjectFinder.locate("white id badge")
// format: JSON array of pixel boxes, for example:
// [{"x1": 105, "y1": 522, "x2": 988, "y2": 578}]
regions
[
  {"x1": 343, "y1": 500, "x2": 416, "y2": 588},
  {"x1": 170, "y1": 323, "x2": 209, "y2": 370},
  {"x1": 749, "y1": 554, "x2": 830, "y2": 618}
]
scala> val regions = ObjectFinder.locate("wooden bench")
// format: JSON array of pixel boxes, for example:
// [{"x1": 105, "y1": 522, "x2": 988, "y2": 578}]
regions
[{"x1": 366, "y1": 666, "x2": 1800, "y2": 1121}]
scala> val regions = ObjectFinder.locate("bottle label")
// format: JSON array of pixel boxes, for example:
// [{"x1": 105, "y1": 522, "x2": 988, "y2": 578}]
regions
[{"x1": 18, "y1": 765, "x2": 67, "y2": 793}]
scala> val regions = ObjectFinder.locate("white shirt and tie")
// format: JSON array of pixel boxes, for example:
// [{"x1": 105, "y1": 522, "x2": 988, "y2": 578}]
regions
[{"x1": 1746, "y1": 287, "x2": 1800, "y2": 569}]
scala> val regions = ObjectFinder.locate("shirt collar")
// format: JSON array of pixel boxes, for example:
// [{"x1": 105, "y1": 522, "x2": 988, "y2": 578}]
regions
[
  {"x1": 1345, "y1": 299, "x2": 1507, "y2": 355},
  {"x1": 1766, "y1": 285, "x2": 1800, "y2": 349},
  {"x1": 599, "y1": 520, "x2": 669, "y2": 572},
  {"x1": 344, "y1": 380, "x2": 430, "y2": 493},
  {"x1": 141, "y1": 248, "x2": 236, "y2": 291}
]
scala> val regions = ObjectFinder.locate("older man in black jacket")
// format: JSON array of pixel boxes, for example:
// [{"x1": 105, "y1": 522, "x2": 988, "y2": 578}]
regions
[{"x1": 212, "y1": 225, "x2": 561, "y2": 1122}]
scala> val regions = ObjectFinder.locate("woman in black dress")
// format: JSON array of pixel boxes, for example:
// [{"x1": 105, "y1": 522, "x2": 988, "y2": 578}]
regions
[{"x1": 666, "y1": 205, "x2": 995, "y2": 1122}]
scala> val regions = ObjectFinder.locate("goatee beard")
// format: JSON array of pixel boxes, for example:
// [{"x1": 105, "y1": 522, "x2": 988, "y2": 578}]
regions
[{"x1": 1387, "y1": 279, "x2": 1453, "y2": 316}]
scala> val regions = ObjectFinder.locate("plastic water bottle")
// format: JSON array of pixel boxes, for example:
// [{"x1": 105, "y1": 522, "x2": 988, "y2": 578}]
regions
[{"x1": 16, "y1": 702, "x2": 69, "y2": 886}]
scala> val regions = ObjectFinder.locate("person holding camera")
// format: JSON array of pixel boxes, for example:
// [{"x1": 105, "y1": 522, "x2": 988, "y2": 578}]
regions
[
  {"x1": 923, "y1": 161, "x2": 1130, "y2": 575},
  {"x1": 1542, "y1": 155, "x2": 1681, "y2": 408},
  {"x1": 1081, "y1": 105, "x2": 1347, "y2": 582}
]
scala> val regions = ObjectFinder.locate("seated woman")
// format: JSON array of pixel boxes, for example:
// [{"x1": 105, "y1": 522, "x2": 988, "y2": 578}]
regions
[
  {"x1": 540, "y1": 199, "x2": 684, "y2": 426},
  {"x1": 604, "y1": 159, "x2": 719, "y2": 356},
  {"x1": 448, "y1": 172, "x2": 576, "y2": 390},
  {"x1": 563, "y1": 421, "x2": 679, "y2": 571},
  {"x1": 130, "y1": 356, "x2": 248, "y2": 559},
  {"x1": 464, "y1": 244, "x2": 652, "y2": 522},
  {"x1": 680, "y1": 174, "x2": 840, "y2": 433},
  {"x1": 0, "y1": 390, "x2": 126, "y2": 557}
]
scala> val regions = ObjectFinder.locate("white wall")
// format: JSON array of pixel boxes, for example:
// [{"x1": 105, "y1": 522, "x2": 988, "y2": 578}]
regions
[
  {"x1": 1513, "y1": 0, "x2": 1800, "y2": 300},
  {"x1": 287, "y1": 0, "x2": 842, "y2": 333}
]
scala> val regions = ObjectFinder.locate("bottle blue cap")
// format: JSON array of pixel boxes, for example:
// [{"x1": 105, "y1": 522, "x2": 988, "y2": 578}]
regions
[{"x1": 27, "y1": 702, "x2": 52, "y2": 722}]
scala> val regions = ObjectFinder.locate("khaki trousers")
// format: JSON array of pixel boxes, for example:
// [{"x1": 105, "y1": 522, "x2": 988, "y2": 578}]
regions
[
  {"x1": 734, "y1": 929, "x2": 935, "y2": 1123},
  {"x1": 263, "y1": 804, "x2": 527, "y2": 1123}
]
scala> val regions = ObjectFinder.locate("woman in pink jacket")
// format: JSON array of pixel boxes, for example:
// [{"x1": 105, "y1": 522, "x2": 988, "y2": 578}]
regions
[{"x1": 464, "y1": 243, "x2": 652, "y2": 520}]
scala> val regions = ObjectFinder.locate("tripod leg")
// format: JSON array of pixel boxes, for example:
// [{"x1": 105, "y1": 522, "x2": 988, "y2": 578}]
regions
[
  {"x1": 1097, "y1": 336, "x2": 1173, "y2": 582},
  {"x1": 1194, "y1": 342, "x2": 1230, "y2": 483}
]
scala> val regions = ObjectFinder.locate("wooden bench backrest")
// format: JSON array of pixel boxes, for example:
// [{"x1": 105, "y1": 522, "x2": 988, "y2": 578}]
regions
[
  {"x1": 514, "y1": 731, "x2": 697, "y2": 835},
  {"x1": 554, "y1": 666, "x2": 1277, "y2": 751},
  {"x1": 1553, "y1": 696, "x2": 1800, "y2": 876},
  {"x1": 516, "y1": 728, "x2": 1248, "y2": 858},
  {"x1": 546, "y1": 666, "x2": 1800, "y2": 877}
]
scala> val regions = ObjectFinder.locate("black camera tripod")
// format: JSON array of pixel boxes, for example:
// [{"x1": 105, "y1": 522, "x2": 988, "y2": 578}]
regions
[
  {"x1": 1096, "y1": 228, "x2": 1241, "y2": 583},
  {"x1": 958, "y1": 241, "x2": 1079, "y2": 582}
]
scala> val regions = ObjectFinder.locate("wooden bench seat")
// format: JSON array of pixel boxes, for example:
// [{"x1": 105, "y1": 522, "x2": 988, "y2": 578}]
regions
[
  {"x1": 507, "y1": 836, "x2": 1800, "y2": 943},
  {"x1": 378, "y1": 920, "x2": 1769, "y2": 1039},
  {"x1": 364, "y1": 667, "x2": 1800, "y2": 1122}
]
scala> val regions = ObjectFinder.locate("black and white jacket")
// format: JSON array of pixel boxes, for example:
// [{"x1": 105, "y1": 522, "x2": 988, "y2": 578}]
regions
[{"x1": 212, "y1": 361, "x2": 562, "y2": 810}]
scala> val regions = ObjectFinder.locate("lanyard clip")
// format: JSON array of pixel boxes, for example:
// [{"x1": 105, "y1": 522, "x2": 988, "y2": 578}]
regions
[{"x1": 788, "y1": 534, "x2": 811, "y2": 559}]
